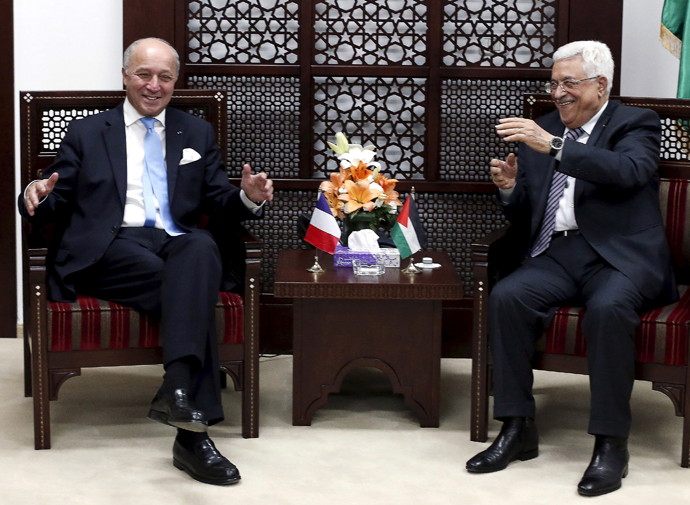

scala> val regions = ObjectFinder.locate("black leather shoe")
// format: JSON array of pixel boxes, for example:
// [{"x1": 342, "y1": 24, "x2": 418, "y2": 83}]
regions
[
  {"x1": 577, "y1": 436, "x2": 629, "y2": 497},
  {"x1": 466, "y1": 417, "x2": 539, "y2": 473},
  {"x1": 148, "y1": 389, "x2": 208, "y2": 432},
  {"x1": 173, "y1": 435, "x2": 241, "y2": 485}
]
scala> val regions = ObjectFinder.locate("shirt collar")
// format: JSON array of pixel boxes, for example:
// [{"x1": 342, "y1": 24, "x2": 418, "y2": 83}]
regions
[
  {"x1": 123, "y1": 98, "x2": 166, "y2": 128},
  {"x1": 567, "y1": 100, "x2": 609, "y2": 137}
]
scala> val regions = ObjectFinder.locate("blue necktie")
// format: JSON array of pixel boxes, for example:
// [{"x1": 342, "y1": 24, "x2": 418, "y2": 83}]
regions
[
  {"x1": 530, "y1": 127, "x2": 586, "y2": 257},
  {"x1": 140, "y1": 117, "x2": 182, "y2": 235}
]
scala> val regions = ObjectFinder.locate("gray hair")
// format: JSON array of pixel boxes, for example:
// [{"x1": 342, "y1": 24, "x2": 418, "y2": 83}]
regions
[
  {"x1": 553, "y1": 41, "x2": 614, "y2": 94},
  {"x1": 123, "y1": 38, "x2": 180, "y2": 76}
]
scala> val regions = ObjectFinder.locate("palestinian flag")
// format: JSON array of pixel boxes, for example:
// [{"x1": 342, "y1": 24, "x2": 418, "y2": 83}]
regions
[{"x1": 391, "y1": 196, "x2": 427, "y2": 259}]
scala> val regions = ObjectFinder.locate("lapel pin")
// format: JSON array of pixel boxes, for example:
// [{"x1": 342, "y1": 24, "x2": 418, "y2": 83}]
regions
[{"x1": 177, "y1": 131, "x2": 182, "y2": 135}]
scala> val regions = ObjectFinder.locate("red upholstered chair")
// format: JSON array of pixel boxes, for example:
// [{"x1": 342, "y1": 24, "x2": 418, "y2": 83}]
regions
[
  {"x1": 470, "y1": 95, "x2": 690, "y2": 467},
  {"x1": 20, "y1": 90, "x2": 261, "y2": 449}
]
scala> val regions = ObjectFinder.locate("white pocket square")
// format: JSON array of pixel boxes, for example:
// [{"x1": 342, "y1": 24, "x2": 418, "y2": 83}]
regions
[{"x1": 179, "y1": 148, "x2": 201, "y2": 165}]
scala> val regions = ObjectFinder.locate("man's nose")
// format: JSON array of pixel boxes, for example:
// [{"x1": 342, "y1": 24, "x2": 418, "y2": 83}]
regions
[
  {"x1": 552, "y1": 84, "x2": 566, "y2": 99},
  {"x1": 146, "y1": 76, "x2": 160, "y2": 90}
]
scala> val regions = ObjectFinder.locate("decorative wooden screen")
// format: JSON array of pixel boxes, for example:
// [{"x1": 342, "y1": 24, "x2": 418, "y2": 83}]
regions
[{"x1": 124, "y1": 0, "x2": 624, "y2": 352}]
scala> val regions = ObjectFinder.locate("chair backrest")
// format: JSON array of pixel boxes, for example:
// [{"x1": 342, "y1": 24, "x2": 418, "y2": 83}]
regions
[
  {"x1": 19, "y1": 90, "x2": 229, "y2": 305},
  {"x1": 524, "y1": 94, "x2": 690, "y2": 284}
]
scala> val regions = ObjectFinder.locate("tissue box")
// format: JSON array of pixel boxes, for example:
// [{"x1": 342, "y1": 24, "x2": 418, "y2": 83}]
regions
[{"x1": 334, "y1": 244, "x2": 400, "y2": 268}]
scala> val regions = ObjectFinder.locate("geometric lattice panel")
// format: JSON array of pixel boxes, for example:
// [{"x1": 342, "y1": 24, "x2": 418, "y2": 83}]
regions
[
  {"x1": 313, "y1": 76, "x2": 426, "y2": 180},
  {"x1": 314, "y1": 0, "x2": 427, "y2": 66},
  {"x1": 39, "y1": 108, "x2": 106, "y2": 153},
  {"x1": 442, "y1": 0, "x2": 557, "y2": 67},
  {"x1": 187, "y1": 0, "x2": 300, "y2": 64},
  {"x1": 243, "y1": 190, "x2": 318, "y2": 293},
  {"x1": 440, "y1": 79, "x2": 545, "y2": 181},
  {"x1": 415, "y1": 192, "x2": 508, "y2": 294},
  {"x1": 188, "y1": 75, "x2": 301, "y2": 178},
  {"x1": 660, "y1": 117, "x2": 690, "y2": 161}
]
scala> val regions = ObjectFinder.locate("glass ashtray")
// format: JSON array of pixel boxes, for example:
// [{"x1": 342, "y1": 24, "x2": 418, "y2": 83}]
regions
[{"x1": 352, "y1": 258, "x2": 386, "y2": 276}]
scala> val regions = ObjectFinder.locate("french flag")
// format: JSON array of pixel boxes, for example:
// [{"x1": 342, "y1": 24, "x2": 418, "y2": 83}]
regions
[{"x1": 305, "y1": 193, "x2": 342, "y2": 254}]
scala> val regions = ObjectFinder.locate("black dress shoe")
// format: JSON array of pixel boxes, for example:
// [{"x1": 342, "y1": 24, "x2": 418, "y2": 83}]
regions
[
  {"x1": 173, "y1": 435, "x2": 241, "y2": 485},
  {"x1": 466, "y1": 417, "x2": 539, "y2": 473},
  {"x1": 148, "y1": 389, "x2": 208, "y2": 432},
  {"x1": 577, "y1": 436, "x2": 629, "y2": 497}
]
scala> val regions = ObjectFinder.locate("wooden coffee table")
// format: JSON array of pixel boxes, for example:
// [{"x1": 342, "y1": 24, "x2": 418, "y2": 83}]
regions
[{"x1": 274, "y1": 249, "x2": 464, "y2": 427}]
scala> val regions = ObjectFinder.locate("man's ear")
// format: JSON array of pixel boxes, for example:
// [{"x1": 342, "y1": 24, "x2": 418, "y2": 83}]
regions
[
  {"x1": 598, "y1": 76, "x2": 608, "y2": 96},
  {"x1": 122, "y1": 68, "x2": 128, "y2": 87}
]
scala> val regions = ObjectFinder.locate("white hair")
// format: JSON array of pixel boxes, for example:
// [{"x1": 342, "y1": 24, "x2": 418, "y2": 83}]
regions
[
  {"x1": 123, "y1": 38, "x2": 180, "y2": 76},
  {"x1": 553, "y1": 40, "x2": 614, "y2": 94}
]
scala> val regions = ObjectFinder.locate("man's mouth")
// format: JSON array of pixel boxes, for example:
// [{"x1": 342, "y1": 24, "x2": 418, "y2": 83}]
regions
[
  {"x1": 144, "y1": 96, "x2": 160, "y2": 101},
  {"x1": 556, "y1": 98, "x2": 576, "y2": 106}
]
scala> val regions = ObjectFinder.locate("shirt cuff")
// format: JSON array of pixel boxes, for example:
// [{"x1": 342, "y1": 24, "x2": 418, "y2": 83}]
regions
[
  {"x1": 498, "y1": 186, "x2": 515, "y2": 205},
  {"x1": 240, "y1": 190, "x2": 265, "y2": 214},
  {"x1": 24, "y1": 180, "x2": 49, "y2": 207}
]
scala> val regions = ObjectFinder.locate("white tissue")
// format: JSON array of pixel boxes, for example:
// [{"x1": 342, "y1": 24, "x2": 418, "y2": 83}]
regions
[{"x1": 347, "y1": 229, "x2": 381, "y2": 252}]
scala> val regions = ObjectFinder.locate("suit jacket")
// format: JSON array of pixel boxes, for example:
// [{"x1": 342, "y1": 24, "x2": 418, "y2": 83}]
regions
[
  {"x1": 19, "y1": 102, "x2": 258, "y2": 301},
  {"x1": 502, "y1": 99, "x2": 677, "y2": 304}
]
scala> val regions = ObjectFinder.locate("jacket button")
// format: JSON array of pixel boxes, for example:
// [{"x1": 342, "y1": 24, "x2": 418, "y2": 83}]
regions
[{"x1": 111, "y1": 225, "x2": 118, "y2": 233}]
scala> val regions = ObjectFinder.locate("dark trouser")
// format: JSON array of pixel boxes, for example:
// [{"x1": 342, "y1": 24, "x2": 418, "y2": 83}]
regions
[
  {"x1": 71, "y1": 227, "x2": 225, "y2": 424},
  {"x1": 489, "y1": 233, "x2": 645, "y2": 438}
]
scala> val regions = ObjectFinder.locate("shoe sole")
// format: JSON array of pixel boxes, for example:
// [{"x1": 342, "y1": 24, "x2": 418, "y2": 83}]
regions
[
  {"x1": 466, "y1": 448, "x2": 539, "y2": 473},
  {"x1": 173, "y1": 457, "x2": 241, "y2": 485},
  {"x1": 148, "y1": 409, "x2": 208, "y2": 432}
]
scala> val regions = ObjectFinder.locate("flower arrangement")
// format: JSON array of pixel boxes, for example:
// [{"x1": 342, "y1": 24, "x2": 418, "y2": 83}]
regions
[{"x1": 320, "y1": 132, "x2": 402, "y2": 244}]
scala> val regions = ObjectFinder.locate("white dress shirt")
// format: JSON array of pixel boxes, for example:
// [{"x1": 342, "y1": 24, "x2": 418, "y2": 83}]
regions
[{"x1": 499, "y1": 101, "x2": 609, "y2": 232}]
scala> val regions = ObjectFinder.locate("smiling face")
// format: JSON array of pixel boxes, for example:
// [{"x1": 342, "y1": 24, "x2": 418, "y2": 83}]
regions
[
  {"x1": 551, "y1": 56, "x2": 608, "y2": 129},
  {"x1": 122, "y1": 39, "x2": 178, "y2": 117}
]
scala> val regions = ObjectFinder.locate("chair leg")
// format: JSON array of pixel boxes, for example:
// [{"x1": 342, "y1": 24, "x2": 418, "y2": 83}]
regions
[
  {"x1": 32, "y1": 348, "x2": 51, "y2": 450},
  {"x1": 241, "y1": 346, "x2": 259, "y2": 439},
  {"x1": 471, "y1": 283, "x2": 490, "y2": 442},
  {"x1": 24, "y1": 329, "x2": 32, "y2": 398}
]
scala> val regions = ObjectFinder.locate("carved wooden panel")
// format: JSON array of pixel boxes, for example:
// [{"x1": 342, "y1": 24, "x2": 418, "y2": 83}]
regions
[
  {"x1": 440, "y1": 78, "x2": 545, "y2": 181},
  {"x1": 442, "y1": 0, "x2": 558, "y2": 67},
  {"x1": 415, "y1": 192, "x2": 507, "y2": 294},
  {"x1": 37, "y1": 107, "x2": 106, "y2": 153},
  {"x1": 187, "y1": 0, "x2": 301, "y2": 64},
  {"x1": 660, "y1": 118, "x2": 690, "y2": 162},
  {"x1": 188, "y1": 75, "x2": 301, "y2": 178},
  {"x1": 313, "y1": 76, "x2": 427, "y2": 180},
  {"x1": 314, "y1": 0, "x2": 428, "y2": 66}
]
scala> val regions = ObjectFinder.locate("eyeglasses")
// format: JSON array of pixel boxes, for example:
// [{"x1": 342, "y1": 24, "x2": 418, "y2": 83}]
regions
[{"x1": 544, "y1": 76, "x2": 600, "y2": 93}]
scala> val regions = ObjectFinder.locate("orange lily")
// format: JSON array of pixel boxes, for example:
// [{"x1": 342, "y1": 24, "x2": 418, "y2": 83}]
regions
[
  {"x1": 338, "y1": 180, "x2": 381, "y2": 214},
  {"x1": 320, "y1": 171, "x2": 346, "y2": 196},
  {"x1": 324, "y1": 191, "x2": 345, "y2": 218},
  {"x1": 350, "y1": 161, "x2": 373, "y2": 183},
  {"x1": 377, "y1": 176, "x2": 402, "y2": 207}
]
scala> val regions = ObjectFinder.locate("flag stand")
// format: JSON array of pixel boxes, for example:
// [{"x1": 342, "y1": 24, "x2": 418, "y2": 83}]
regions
[
  {"x1": 401, "y1": 257, "x2": 422, "y2": 275},
  {"x1": 307, "y1": 251, "x2": 325, "y2": 273}
]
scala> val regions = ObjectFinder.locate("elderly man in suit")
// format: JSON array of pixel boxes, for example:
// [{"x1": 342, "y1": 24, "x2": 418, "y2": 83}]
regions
[
  {"x1": 465, "y1": 41, "x2": 677, "y2": 496},
  {"x1": 20, "y1": 38, "x2": 273, "y2": 485}
]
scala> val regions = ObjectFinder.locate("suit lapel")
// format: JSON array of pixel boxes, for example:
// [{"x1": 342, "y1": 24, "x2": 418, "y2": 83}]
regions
[
  {"x1": 573, "y1": 100, "x2": 618, "y2": 202},
  {"x1": 165, "y1": 108, "x2": 184, "y2": 204},
  {"x1": 103, "y1": 105, "x2": 128, "y2": 207}
]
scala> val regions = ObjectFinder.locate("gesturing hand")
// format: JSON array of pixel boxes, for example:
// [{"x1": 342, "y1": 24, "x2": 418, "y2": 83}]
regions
[
  {"x1": 489, "y1": 153, "x2": 518, "y2": 190},
  {"x1": 241, "y1": 164, "x2": 274, "y2": 203},
  {"x1": 24, "y1": 172, "x2": 59, "y2": 216},
  {"x1": 496, "y1": 117, "x2": 554, "y2": 154}
]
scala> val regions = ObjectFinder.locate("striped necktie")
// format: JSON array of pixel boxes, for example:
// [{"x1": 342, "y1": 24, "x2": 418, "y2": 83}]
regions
[{"x1": 530, "y1": 127, "x2": 586, "y2": 257}]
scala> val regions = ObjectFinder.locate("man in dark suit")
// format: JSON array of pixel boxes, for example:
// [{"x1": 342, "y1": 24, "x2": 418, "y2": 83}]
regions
[
  {"x1": 19, "y1": 38, "x2": 273, "y2": 485},
  {"x1": 465, "y1": 41, "x2": 677, "y2": 496}
]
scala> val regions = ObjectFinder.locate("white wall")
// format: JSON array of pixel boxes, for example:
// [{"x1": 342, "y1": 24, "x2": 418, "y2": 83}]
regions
[
  {"x1": 11, "y1": 0, "x2": 684, "y2": 324},
  {"x1": 621, "y1": 0, "x2": 680, "y2": 97},
  {"x1": 14, "y1": 0, "x2": 123, "y2": 322}
]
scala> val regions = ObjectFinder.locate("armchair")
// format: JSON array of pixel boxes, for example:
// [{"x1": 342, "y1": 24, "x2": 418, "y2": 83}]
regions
[{"x1": 20, "y1": 90, "x2": 261, "y2": 449}]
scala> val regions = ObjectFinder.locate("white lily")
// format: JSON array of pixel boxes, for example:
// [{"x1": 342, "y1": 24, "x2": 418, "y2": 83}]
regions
[
  {"x1": 338, "y1": 145, "x2": 379, "y2": 168},
  {"x1": 327, "y1": 132, "x2": 350, "y2": 155}
]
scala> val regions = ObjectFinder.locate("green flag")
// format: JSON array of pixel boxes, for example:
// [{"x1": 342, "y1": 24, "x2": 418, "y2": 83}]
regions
[{"x1": 661, "y1": 0, "x2": 690, "y2": 98}]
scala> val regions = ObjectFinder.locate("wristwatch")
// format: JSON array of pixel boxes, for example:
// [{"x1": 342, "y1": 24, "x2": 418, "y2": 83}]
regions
[{"x1": 549, "y1": 136, "x2": 564, "y2": 157}]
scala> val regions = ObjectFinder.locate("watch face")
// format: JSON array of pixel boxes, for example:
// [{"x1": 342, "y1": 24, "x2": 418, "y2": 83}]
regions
[{"x1": 551, "y1": 137, "x2": 564, "y2": 149}]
